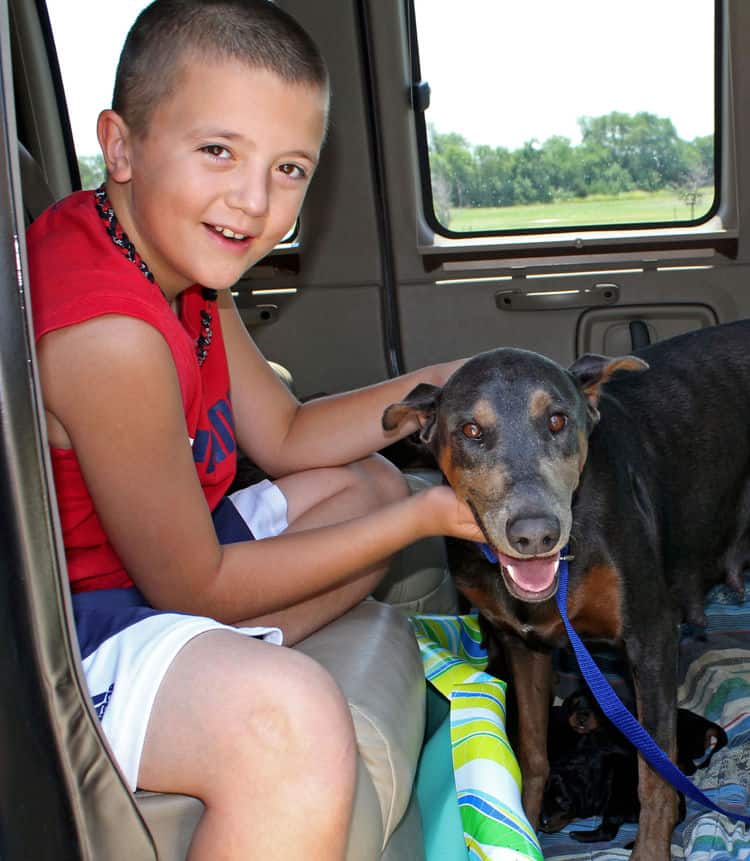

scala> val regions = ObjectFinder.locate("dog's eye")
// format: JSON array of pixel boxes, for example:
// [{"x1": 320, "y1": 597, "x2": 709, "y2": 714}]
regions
[
  {"x1": 462, "y1": 422, "x2": 483, "y2": 440},
  {"x1": 548, "y1": 413, "x2": 567, "y2": 435}
]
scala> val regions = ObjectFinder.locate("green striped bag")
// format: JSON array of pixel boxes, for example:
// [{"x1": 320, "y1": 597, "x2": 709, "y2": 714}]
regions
[{"x1": 411, "y1": 614, "x2": 543, "y2": 861}]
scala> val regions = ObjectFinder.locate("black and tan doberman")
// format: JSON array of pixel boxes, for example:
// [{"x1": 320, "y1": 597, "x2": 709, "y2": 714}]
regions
[{"x1": 383, "y1": 320, "x2": 750, "y2": 860}]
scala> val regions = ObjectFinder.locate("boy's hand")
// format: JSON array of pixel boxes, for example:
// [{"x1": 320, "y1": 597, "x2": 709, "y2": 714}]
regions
[{"x1": 421, "y1": 484, "x2": 485, "y2": 543}]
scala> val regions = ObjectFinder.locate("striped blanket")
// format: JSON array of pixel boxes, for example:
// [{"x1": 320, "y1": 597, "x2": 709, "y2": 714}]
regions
[{"x1": 412, "y1": 614, "x2": 543, "y2": 860}]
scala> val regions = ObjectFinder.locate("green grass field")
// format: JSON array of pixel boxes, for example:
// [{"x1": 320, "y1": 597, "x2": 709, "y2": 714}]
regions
[{"x1": 445, "y1": 188, "x2": 714, "y2": 233}]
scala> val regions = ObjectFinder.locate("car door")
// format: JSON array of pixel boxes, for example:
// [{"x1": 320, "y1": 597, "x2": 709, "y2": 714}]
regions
[{"x1": 0, "y1": 1, "x2": 159, "y2": 857}]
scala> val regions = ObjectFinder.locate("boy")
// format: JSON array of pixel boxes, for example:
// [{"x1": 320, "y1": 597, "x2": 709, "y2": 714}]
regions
[{"x1": 28, "y1": 1, "x2": 483, "y2": 857}]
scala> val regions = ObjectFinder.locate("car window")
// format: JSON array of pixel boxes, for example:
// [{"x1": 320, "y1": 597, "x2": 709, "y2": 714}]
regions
[
  {"x1": 412, "y1": 0, "x2": 717, "y2": 237},
  {"x1": 45, "y1": 0, "x2": 150, "y2": 189}
]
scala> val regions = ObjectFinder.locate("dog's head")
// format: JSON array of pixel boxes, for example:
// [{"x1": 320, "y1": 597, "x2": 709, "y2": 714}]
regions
[
  {"x1": 563, "y1": 689, "x2": 603, "y2": 734},
  {"x1": 383, "y1": 348, "x2": 647, "y2": 603}
]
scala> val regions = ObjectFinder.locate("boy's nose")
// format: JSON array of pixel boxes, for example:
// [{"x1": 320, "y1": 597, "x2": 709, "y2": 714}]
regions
[{"x1": 226, "y1": 172, "x2": 269, "y2": 218}]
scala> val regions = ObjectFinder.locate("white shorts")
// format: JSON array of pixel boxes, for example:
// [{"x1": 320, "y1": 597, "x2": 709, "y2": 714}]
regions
[{"x1": 73, "y1": 479, "x2": 289, "y2": 791}]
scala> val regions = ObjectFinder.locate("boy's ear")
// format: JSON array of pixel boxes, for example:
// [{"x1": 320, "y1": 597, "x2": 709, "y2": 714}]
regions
[
  {"x1": 568, "y1": 353, "x2": 649, "y2": 424},
  {"x1": 382, "y1": 383, "x2": 442, "y2": 446},
  {"x1": 96, "y1": 109, "x2": 133, "y2": 182}
]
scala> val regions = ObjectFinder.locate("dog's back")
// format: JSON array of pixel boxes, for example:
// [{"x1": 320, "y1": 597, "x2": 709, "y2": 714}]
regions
[{"x1": 577, "y1": 319, "x2": 750, "y2": 618}]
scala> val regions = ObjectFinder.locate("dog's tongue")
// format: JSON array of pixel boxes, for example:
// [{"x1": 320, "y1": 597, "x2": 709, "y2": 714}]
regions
[{"x1": 498, "y1": 552, "x2": 560, "y2": 594}]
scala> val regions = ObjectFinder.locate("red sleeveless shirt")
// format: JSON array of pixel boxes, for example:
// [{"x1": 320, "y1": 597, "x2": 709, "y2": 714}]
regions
[{"x1": 28, "y1": 191, "x2": 237, "y2": 592}]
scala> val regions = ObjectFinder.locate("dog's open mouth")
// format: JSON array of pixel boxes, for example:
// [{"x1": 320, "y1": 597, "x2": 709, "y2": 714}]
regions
[
  {"x1": 496, "y1": 550, "x2": 560, "y2": 603},
  {"x1": 470, "y1": 502, "x2": 561, "y2": 603}
]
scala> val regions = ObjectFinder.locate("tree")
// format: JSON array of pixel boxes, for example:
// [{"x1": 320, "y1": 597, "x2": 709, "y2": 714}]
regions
[
  {"x1": 538, "y1": 136, "x2": 586, "y2": 199},
  {"x1": 578, "y1": 111, "x2": 689, "y2": 192},
  {"x1": 428, "y1": 128, "x2": 477, "y2": 207},
  {"x1": 77, "y1": 154, "x2": 106, "y2": 189},
  {"x1": 473, "y1": 144, "x2": 514, "y2": 206},
  {"x1": 426, "y1": 112, "x2": 714, "y2": 212}
]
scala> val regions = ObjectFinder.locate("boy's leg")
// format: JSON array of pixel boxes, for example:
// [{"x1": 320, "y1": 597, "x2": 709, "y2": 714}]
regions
[
  {"x1": 280, "y1": 453, "x2": 408, "y2": 529},
  {"x1": 250, "y1": 454, "x2": 409, "y2": 642},
  {"x1": 138, "y1": 629, "x2": 357, "y2": 860}
]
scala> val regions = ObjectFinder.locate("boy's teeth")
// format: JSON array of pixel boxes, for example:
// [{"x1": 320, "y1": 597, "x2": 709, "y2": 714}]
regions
[{"x1": 213, "y1": 225, "x2": 248, "y2": 240}]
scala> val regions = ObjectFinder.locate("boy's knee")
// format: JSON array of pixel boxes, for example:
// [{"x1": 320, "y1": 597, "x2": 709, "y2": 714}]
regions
[
  {"x1": 247, "y1": 650, "x2": 355, "y2": 753},
  {"x1": 196, "y1": 649, "x2": 356, "y2": 813},
  {"x1": 353, "y1": 453, "x2": 409, "y2": 507}
]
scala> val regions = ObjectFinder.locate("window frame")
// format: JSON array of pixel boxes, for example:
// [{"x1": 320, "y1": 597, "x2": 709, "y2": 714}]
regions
[{"x1": 408, "y1": 0, "x2": 734, "y2": 259}]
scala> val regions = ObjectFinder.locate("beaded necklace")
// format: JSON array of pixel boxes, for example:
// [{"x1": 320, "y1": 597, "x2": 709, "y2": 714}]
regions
[{"x1": 94, "y1": 184, "x2": 216, "y2": 367}]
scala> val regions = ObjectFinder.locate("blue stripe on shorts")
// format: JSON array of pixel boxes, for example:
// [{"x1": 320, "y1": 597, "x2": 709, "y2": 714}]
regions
[
  {"x1": 211, "y1": 495, "x2": 255, "y2": 544},
  {"x1": 73, "y1": 587, "x2": 168, "y2": 660},
  {"x1": 73, "y1": 491, "x2": 267, "y2": 663}
]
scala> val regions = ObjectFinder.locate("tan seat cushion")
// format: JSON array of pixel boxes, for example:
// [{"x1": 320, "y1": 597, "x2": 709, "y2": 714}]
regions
[
  {"x1": 137, "y1": 600, "x2": 426, "y2": 859},
  {"x1": 374, "y1": 470, "x2": 460, "y2": 615},
  {"x1": 295, "y1": 600, "x2": 426, "y2": 845}
]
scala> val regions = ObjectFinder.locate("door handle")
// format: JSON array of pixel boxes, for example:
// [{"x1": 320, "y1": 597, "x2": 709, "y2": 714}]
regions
[
  {"x1": 628, "y1": 319, "x2": 652, "y2": 350},
  {"x1": 495, "y1": 282, "x2": 620, "y2": 311}
]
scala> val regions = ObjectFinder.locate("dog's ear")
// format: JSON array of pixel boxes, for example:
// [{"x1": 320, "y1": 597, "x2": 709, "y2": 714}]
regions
[
  {"x1": 568, "y1": 353, "x2": 649, "y2": 424},
  {"x1": 382, "y1": 382, "x2": 441, "y2": 445}
]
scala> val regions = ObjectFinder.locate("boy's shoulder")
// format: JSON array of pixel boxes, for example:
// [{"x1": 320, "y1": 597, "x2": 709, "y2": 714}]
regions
[
  {"x1": 27, "y1": 189, "x2": 175, "y2": 343},
  {"x1": 29, "y1": 188, "x2": 94, "y2": 231},
  {"x1": 28, "y1": 189, "x2": 110, "y2": 282}
]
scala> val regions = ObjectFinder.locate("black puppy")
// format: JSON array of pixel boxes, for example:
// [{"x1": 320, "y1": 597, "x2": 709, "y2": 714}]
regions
[
  {"x1": 541, "y1": 689, "x2": 727, "y2": 842},
  {"x1": 382, "y1": 321, "x2": 750, "y2": 861}
]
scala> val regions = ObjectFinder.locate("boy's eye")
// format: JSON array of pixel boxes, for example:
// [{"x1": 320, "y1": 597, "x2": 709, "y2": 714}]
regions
[
  {"x1": 201, "y1": 144, "x2": 231, "y2": 160},
  {"x1": 277, "y1": 162, "x2": 307, "y2": 180}
]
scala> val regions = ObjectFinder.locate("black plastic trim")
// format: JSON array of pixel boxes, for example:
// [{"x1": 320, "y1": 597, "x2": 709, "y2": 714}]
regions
[
  {"x1": 34, "y1": 0, "x2": 81, "y2": 189},
  {"x1": 356, "y1": 0, "x2": 405, "y2": 378}
]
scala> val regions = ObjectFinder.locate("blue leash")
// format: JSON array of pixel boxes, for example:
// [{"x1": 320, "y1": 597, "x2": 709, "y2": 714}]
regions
[{"x1": 554, "y1": 550, "x2": 750, "y2": 824}]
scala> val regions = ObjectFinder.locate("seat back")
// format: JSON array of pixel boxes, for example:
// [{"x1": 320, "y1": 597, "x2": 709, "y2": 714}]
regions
[{"x1": 18, "y1": 140, "x2": 54, "y2": 223}]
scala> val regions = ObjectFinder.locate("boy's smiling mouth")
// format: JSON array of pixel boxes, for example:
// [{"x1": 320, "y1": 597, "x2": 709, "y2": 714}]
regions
[{"x1": 210, "y1": 223, "x2": 250, "y2": 241}]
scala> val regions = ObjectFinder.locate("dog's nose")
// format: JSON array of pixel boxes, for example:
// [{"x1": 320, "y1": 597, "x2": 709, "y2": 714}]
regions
[{"x1": 506, "y1": 515, "x2": 560, "y2": 556}]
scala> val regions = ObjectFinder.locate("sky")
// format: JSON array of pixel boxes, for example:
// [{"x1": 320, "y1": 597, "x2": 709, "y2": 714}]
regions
[
  {"x1": 414, "y1": 0, "x2": 715, "y2": 149},
  {"x1": 46, "y1": 0, "x2": 716, "y2": 158}
]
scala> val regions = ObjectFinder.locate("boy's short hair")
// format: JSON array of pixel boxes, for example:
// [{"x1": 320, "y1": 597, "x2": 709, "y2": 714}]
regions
[{"x1": 113, "y1": 0, "x2": 329, "y2": 137}]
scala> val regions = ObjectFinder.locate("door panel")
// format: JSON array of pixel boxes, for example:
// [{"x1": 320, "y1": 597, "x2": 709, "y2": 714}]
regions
[
  {"x1": 346, "y1": 1, "x2": 750, "y2": 380},
  {"x1": 577, "y1": 305, "x2": 719, "y2": 356},
  {"x1": 250, "y1": 284, "x2": 390, "y2": 397}
]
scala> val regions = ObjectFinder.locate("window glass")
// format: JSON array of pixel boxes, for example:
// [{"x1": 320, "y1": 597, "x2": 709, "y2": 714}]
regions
[
  {"x1": 46, "y1": 0, "x2": 149, "y2": 189},
  {"x1": 412, "y1": 0, "x2": 717, "y2": 236}
]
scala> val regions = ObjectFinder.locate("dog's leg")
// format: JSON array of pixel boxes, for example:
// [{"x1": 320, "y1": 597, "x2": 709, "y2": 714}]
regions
[
  {"x1": 625, "y1": 621, "x2": 680, "y2": 861},
  {"x1": 501, "y1": 634, "x2": 553, "y2": 828}
]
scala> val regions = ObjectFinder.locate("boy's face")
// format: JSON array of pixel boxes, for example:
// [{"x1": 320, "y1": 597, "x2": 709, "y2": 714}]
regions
[{"x1": 108, "y1": 59, "x2": 328, "y2": 296}]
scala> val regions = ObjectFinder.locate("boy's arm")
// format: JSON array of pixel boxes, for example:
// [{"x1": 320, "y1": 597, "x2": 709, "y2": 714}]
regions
[
  {"x1": 38, "y1": 314, "x2": 481, "y2": 625},
  {"x1": 218, "y1": 290, "x2": 463, "y2": 475}
]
